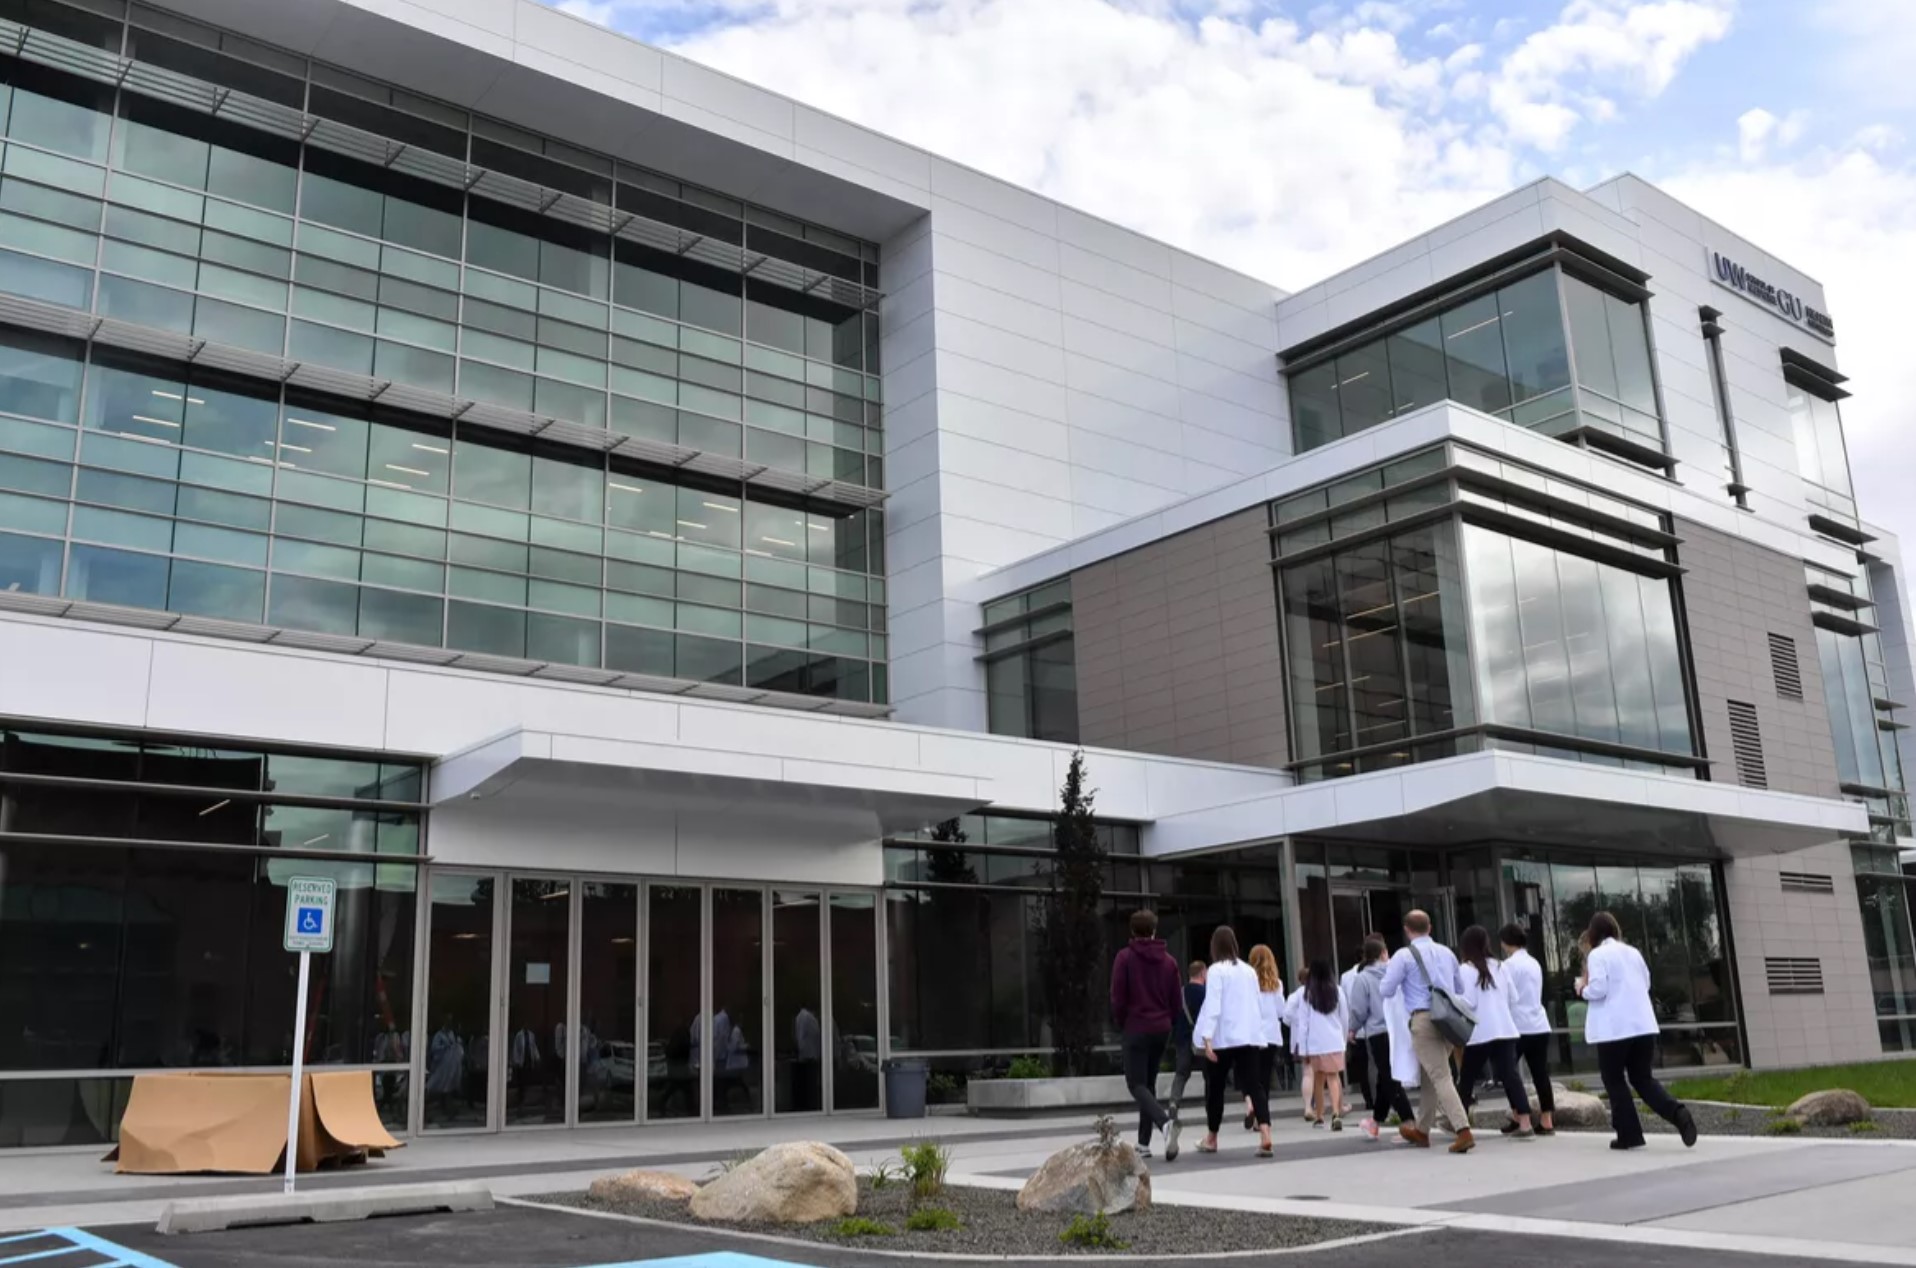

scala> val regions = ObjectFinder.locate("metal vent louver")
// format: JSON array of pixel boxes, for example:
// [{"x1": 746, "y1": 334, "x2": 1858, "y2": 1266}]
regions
[
  {"x1": 1769, "y1": 633, "x2": 1805, "y2": 701},
  {"x1": 1727, "y1": 700, "x2": 1768, "y2": 789},
  {"x1": 1765, "y1": 957, "x2": 1824, "y2": 995}
]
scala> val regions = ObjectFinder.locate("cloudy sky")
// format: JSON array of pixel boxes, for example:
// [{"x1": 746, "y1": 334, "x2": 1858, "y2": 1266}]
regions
[{"x1": 544, "y1": 0, "x2": 1914, "y2": 546}]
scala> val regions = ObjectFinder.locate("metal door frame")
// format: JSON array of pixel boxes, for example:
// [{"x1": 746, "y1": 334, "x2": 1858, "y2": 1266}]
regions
[{"x1": 412, "y1": 866, "x2": 508, "y2": 1136}]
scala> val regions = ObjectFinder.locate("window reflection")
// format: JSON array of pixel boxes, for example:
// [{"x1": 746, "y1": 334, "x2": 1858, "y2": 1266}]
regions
[{"x1": 1287, "y1": 266, "x2": 1655, "y2": 458}]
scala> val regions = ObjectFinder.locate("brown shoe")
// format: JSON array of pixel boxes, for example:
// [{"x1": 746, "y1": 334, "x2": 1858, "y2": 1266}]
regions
[
  {"x1": 1399, "y1": 1124, "x2": 1430, "y2": 1147},
  {"x1": 1449, "y1": 1128, "x2": 1476, "y2": 1154}
]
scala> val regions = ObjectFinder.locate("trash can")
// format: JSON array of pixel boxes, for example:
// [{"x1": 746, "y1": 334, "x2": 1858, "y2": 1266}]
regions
[{"x1": 882, "y1": 1058, "x2": 928, "y2": 1119}]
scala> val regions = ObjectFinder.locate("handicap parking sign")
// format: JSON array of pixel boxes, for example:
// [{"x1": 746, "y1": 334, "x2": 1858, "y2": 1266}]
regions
[{"x1": 283, "y1": 877, "x2": 337, "y2": 953}]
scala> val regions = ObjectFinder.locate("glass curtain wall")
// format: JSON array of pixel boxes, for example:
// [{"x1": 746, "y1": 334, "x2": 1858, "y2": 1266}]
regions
[
  {"x1": 1460, "y1": 522, "x2": 1692, "y2": 765},
  {"x1": 983, "y1": 580, "x2": 1077, "y2": 743},
  {"x1": 0, "y1": 44, "x2": 885, "y2": 479},
  {"x1": 1288, "y1": 265, "x2": 1662, "y2": 462},
  {"x1": 1280, "y1": 524, "x2": 1473, "y2": 776},
  {"x1": 883, "y1": 816, "x2": 1285, "y2": 1100},
  {"x1": 0, "y1": 332, "x2": 889, "y2": 702},
  {"x1": 1853, "y1": 845, "x2": 1916, "y2": 1052},
  {"x1": 1501, "y1": 851, "x2": 1737, "y2": 1072},
  {"x1": 0, "y1": 728, "x2": 424, "y2": 1147}
]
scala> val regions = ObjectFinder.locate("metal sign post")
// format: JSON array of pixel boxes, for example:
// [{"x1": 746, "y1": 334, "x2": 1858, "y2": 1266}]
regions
[{"x1": 281, "y1": 876, "x2": 337, "y2": 1196}]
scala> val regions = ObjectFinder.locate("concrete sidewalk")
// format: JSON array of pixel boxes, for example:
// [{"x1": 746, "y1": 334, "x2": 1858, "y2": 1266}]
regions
[{"x1": 11, "y1": 1106, "x2": 1916, "y2": 1263}]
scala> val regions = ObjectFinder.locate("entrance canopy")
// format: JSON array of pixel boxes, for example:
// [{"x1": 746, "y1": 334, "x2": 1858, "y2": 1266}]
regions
[
  {"x1": 431, "y1": 726, "x2": 991, "y2": 837},
  {"x1": 1145, "y1": 750, "x2": 1868, "y2": 860}
]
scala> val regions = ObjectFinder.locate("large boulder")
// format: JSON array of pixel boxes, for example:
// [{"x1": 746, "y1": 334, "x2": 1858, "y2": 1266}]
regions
[
  {"x1": 589, "y1": 1169, "x2": 700, "y2": 1203},
  {"x1": 1016, "y1": 1141, "x2": 1150, "y2": 1216},
  {"x1": 689, "y1": 1142, "x2": 857, "y2": 1224},
  {"x1": 1552, "y1": 1090, "x2": 1609, "y2": 1128},
  {"x1": 1787, "y1": 1089, "x2": 1872, "y2": 1127}
]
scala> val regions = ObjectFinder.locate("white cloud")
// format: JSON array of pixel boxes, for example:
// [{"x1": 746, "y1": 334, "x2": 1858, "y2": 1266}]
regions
[
  {"x1": 575, "y1": 0, "x2": 1735, "y2": 286},
  {"x1": 1487, "y1": 0, "x2": 1736, "y2": 149},
  {"x1": 1736, "y1": 107, "x2": 1806, "y2": 163}
]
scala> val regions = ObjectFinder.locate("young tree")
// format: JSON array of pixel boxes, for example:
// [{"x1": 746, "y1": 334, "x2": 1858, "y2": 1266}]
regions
[{"x1": 1040, "y1": 751, "x2": 1105, "y2": 1077}]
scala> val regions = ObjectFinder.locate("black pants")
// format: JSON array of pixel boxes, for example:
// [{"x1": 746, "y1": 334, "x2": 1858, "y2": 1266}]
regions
[
  {"x1": 1122, "y1": 1031, "x2": 1171, "y2": 1144},
  {"x1": 1457, "y1": 1038, "x2": 1531, "y2": 1118},
  {"x1": 1598, "y1": 1033, "x2": 1684, "y2": 1147},
  {"x1": 1204, "y1": 1045, "x2": 1269, "y2": 1133},
  {"x1": 1167, "y1": 1036, "x2": 1195, "y2": 1109},
  {"x1": 1347, "y1": 1037, "x2": 1373, "y2": 1112},
  {"x1": 1364, "y1": 1031, "x2": 1415, "y2": 1122},
  {"x1": 1517, "y1": 1032, "x2": 1555, "y2": 1116}
]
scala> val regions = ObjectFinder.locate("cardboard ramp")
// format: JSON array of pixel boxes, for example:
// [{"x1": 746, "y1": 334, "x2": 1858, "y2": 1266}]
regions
[
  {"x1": 108, "y1": 1074, "x2": 288, "y2": 1175},
  {"x1": 108, "y1": 1071, "x2": 406, "y2": 1176}
]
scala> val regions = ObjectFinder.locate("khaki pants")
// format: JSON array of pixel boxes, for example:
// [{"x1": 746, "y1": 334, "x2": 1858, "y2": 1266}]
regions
[{"x1": 1410, "y1": 1012, "x2": 1468, "y2": 1135}]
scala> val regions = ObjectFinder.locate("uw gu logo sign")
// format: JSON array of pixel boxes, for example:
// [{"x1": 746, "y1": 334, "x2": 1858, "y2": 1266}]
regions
[{"x1": 1711, "y1": 251, "x2": 1836, "y2": 341}]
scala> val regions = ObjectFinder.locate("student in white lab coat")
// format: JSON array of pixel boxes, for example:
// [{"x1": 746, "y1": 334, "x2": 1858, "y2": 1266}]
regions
[
  {"x1": 1454, "y1": 925, "x2": 1535, "y2": 1142},
  {"x1": 1579, "y1": 911, "x2": 1698, "y2": 1150},
  {"x1": 1293, "y1": 958, "x2": 1351, "y2": 1130},
  {"x1": 1249, "y1": 944, "x2": 1286, "y2": 1135},
  {"x1": 1191, "y1": 925, "x2": 1274, "y2": 1157},
  {"x1": 1499, "y1": 923, "x2": 1556, "y2": 1136}
]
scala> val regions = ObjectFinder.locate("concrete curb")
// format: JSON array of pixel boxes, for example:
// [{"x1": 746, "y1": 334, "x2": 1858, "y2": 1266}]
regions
[
  {"x1": 157, "y1": 1180, "x2": 492, "y2": 1234},
  {"x1": 496, "y1": 1196, "x2": 1437, "y2": 1261}
]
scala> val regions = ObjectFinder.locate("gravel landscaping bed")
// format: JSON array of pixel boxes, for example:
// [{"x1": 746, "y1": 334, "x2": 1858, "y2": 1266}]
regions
[
  {"x1": 532, "y1": 1178, "x2": 1390, "y2": 1255},
  {"x1": 1469, "y1": 1101, "x2": 1916, "y2": 1140}
]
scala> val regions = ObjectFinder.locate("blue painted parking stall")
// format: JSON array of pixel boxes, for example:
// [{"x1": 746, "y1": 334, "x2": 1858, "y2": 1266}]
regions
[{"x1": 0, "y1": 1228, "x2": 179, "y2": 1268}]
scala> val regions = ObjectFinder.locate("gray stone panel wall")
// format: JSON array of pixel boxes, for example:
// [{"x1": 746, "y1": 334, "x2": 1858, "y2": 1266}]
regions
[
  {"x1": 1678, "y1": 518, "x2": 1881, "y2": 1066},
  {"x1": 1070, "y1": 507, "x2": 1288, "y2": 768}
]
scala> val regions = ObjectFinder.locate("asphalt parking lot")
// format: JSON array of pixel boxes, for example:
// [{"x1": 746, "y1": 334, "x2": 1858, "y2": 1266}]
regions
[{"x1": 57, "y1": 1203, "x2": 1902, "y2": 1268}]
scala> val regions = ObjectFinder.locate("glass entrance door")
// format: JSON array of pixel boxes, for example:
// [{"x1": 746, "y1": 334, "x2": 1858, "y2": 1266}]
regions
[
  {"x1": 646, "y1": 884, "x2": 702, "y2": 1121},
  {"x1": 505, "y1": 878, "x2": 570, "y2": 1126},
  {"x1": 422, "y1": 872, "x2": 498, "y2": 1132}
]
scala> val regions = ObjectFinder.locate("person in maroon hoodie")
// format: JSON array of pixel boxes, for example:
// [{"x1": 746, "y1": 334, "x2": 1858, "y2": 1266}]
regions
[{"x1": 1111, "y1": 909, "x2": 1185, "y2": 1160}]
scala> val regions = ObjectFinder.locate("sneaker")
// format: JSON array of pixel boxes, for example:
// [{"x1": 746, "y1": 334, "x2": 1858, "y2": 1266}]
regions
[
  {"x1": 1610, "y1": 1139, "x2": 1644, "y2": 1151},
  {"x1": 1331, "y1": 1116, "x2": 1344, "y2": 1132},
  {"x1": 1165, "y1": 1118, "x2": 1182, "y2": 1162},
  {"x1": 1676, "y1": 1106, "x2": 1699, "y2": 1149},
  {"x1": 1137, "y1": 1145, "x2": 1152, "y2": 1158},
  {"x1": 1312, "y1": 1116, "x2": 1325, "y2": 1129},
  {"x1": 1536, "y1": 1125, "x2": 1556, "y2": 1137},
  {"x1": 1511, "y1": 1127, "x2": 1535, "y2": 1141},
  {"x1": 1500, "y1": 1120, "x2": 1521, "y2": 1136},
  {"x1": 1362, "y1": 1117, "x2": 1380, "y2": 1141}
]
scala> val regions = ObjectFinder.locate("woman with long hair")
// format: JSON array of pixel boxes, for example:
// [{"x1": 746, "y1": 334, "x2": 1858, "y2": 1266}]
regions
[
  {"x1": 1248, "y1": 944, "x2": 1285, "y2": 1134},
  {"x1": 1579, "y1": 911, "x2": 1698, "y2": 1150},
  {"x1": 1455, "y1": 925, "x2": 1535, "y2": 1144},
  {"x1": 1292, "y1": 958, "x2": 1351, "y2": 1130},
  {"x1": 1191, "y1": 925, "x2": 1274, "y2": 1156},
  {"x1": 1344, "y1": 933, "x2": 1415, "y2": 1140}
]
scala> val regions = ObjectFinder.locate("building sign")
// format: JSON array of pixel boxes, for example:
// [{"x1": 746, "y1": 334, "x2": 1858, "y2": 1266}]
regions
[{"x1": 1709, "y1": 249, "x2": 1835, "y2": 342}]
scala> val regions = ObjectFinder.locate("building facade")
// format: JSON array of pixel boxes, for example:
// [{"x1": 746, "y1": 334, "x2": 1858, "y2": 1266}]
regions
[{"x1": 0, "y1": 0, "x2": 1910, "y2": 1147}]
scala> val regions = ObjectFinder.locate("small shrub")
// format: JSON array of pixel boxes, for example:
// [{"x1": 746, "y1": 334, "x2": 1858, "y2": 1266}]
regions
[
  {"x1": 1766, "y1": 1106, "x2": 1791, "y2": 1119},
  {"x1": 1764, "y1": 1117, "x2": 1803, "y2": 1136},
  {"x1": 830, "y1": 1217, "x2": 896, "y2": 1238},
  {"x1": 928, "y1": 1072, "x2": 962, "y2": 1101},
  {"x1": 1849, "y1": 1119, "x2": 1881, "y2": 1134},
  {"x1": 1092, "y1": 1113, "x2": 1121, "y2": 1157},
  {"x1": 1566, "y1": 1079, "x2": 1589, "y2": 1094},
  {"x1": 1060, "y1": 1211, "x2": 1128, "y2": 1250},
  {"x1": 869, "y1": 1158, "x2": 900, "y2": 1190},
  {"x1": 900, "y1": 1140, "x2": 951, "y2": 1202},
  {"x1": 905, "y1": 1207, "x2": 962, "y2": 1232},
  {"x1": 1725, "y1": 1106, "x2": 1743, "y2": 1123},
  {"x1": 1722, "y1": 1069, "x2": 1755, "y2": 1104},
  {"x1": 708, "y1": 1149, "x2": 757, "y2": 1179},
  {"x1": 1006, "y1": 1055, "x2": 1050, "y2": 1080}
]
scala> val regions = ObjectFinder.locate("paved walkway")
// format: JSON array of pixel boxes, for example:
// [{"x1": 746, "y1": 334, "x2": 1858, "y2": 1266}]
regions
[{"x1": 3, "y1": 1108, "x2": 1914, "y2": 1263}]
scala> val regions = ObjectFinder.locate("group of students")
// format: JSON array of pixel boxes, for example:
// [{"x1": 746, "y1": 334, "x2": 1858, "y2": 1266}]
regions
[{"x1": 1108, "y1": 907, "x2": 1699, "y2": 1159}]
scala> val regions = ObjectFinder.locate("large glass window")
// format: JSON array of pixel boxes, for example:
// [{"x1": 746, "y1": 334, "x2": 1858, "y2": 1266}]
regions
[
  {"x1": 1280, "y1": 524, "x2": 1472, "y2": 772},
  {"x1": 1788, "y1": 382, "x2": 1855, "y2": 521},
  {"x1": 983, "y1": 581, "x2": 1076, "y2": 743},
  {"x1": 1462, "y1": 523, "x2": 1691, "y2": 760},
  {"x1": 1287, "y1": 265, "x2": 1648, "y2": 458},
  {"x1": 1854, "y1": 845, "x2": 1916, "y2": 1052}
]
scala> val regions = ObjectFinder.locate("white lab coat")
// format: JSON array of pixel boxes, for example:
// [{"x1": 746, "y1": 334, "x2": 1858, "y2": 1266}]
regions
[
  {"x1": 1582, "y1": 940, "x2": 1661, "y2": 1043},
  {"x1": 1385, "y1": 993, "x2": 1420, "y2": 1089},
  {"x1": 1192, "y1": 959, "x2": 1265, "y2": 1050},
  {"x1": 1256, "y1": 988, "x2": 1286, "y2": 1047},
  {"x1": 1289, "y1": 988, "x2": 1350, "y2": 1058},
  {"x1": 1457, "y1": 959, "x2": 1521, "y2": 1045}
]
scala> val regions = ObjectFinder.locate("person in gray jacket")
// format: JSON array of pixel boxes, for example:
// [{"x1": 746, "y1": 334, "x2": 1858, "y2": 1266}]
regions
[{"x1": 1344, "y1": 934, "x2": 1415, "y2": 1141}]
